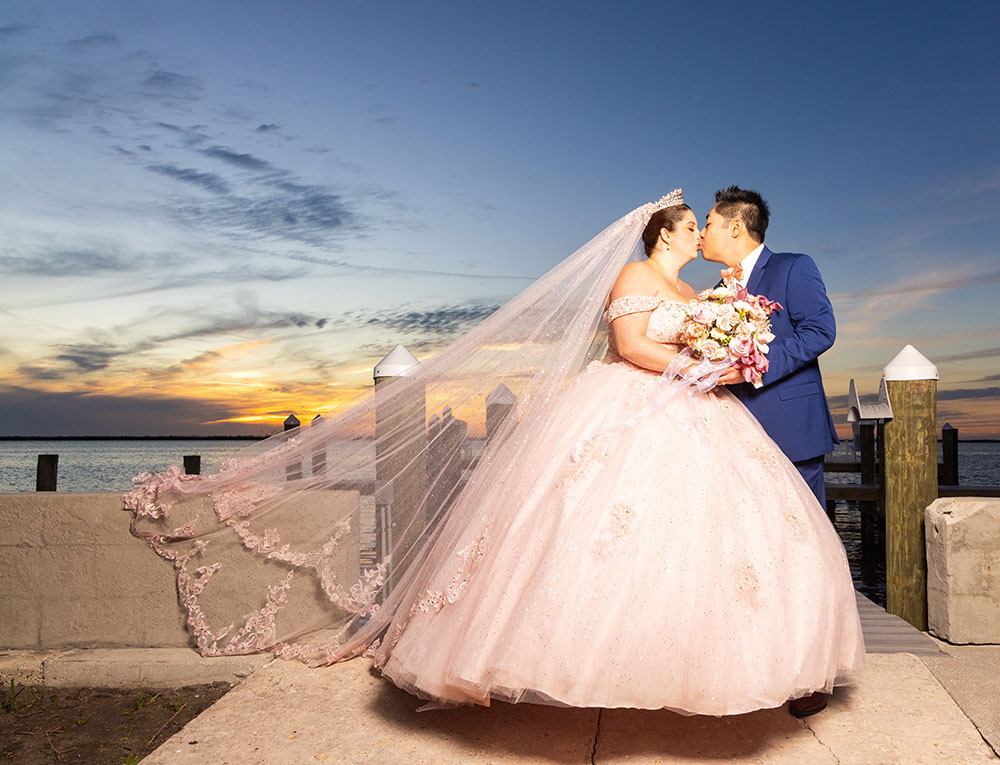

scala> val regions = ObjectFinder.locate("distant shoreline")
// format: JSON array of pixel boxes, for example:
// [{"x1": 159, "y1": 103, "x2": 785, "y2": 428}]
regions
[{"x1": 0, "y1": 435, "x2": 268, "y2": 441}]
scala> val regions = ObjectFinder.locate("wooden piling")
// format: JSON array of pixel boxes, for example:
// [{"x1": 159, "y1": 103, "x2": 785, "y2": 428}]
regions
[
  {"x1": 373, "y1": 346, "x2": 426, "y2": 587},
  {"x1": 311, "y1": 414, "x2": 326, "y2": 476},
  {"x1": 882, "y1": 346, "x2": 938, "y2": 631},
  {"x1": 36, "y1": 454, "x2": 58, "y2": 492},
  {"x1": 183, "y1": 455, "x2": 201, "y2": 475},
  {"x1": 284, "y1": 414, "x2": 302, "y2": 481},
  {"x1": 941, "y1": 424, "x2": 959, "y2": 486},
  {"x1": 858, "y1": 423, "x2": 880, "y2": 547}
]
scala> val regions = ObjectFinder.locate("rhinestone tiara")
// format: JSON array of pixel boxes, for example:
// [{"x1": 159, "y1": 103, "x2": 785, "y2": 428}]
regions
[{"x1": 653, "y1": 188, "x2": 684, "y2": 209}]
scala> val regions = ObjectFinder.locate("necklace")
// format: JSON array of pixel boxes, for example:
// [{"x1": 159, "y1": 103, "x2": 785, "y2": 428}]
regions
[{"x1": 649, "y1": 259, "x2": 682, "y2": 292}]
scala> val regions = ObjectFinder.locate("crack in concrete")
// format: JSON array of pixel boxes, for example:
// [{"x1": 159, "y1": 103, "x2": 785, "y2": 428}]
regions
[
  {"x1": 590, "y1": 708, "x2": 603, "y2": 764},
  {"x1": 919, "y1": 654, "x2": 1000, "y2": 759},
  {"x1": 803, "y1": 719, "x2": 841, "y2": 764}
]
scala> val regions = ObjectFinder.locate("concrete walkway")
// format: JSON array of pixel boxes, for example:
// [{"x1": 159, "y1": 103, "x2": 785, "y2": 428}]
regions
[
  {"x1": 133, "y1": 648, "x2": 996, "y2": 764},
  {"x1": 3, "y1": 619, "x2": 998, "y2": 763}
]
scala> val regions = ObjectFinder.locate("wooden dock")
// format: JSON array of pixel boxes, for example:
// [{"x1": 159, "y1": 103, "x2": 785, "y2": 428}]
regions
[{"x1": 856, "y1": 591, "x2": 943, "y2": 656}]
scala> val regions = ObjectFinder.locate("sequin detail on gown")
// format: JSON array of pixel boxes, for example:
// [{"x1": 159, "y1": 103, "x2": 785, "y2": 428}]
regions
[{"x1": 375, "y1": 297, "x2": 864, "y2": 716}]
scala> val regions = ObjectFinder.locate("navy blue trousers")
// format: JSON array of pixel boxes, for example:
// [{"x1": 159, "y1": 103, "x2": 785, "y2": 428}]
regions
[{"x1": 793, "y1": 455, "x2": 827, "y2": 508}]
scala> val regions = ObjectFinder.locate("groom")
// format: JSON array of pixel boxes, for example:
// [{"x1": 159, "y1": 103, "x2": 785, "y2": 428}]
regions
[
  {"x1": 700, "y1": 186, "x2": 838, "y2": 505},
  {"x1": 700, "y1": 185, "x2": 840, "y2": 717}
]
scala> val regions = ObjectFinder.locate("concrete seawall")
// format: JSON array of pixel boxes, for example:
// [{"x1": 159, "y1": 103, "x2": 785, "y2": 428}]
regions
[
  {"x1": 1, "y1": 492, "x2": 192, "y2": 650},
  {"x1": 0, "y1": 490, "x2": 360, "y2": 651}
]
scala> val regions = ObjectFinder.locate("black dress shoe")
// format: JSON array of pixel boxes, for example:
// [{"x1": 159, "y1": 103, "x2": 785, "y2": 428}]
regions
[{"x1": 789, "y1": 691, "x2": 829, "y2": 717}]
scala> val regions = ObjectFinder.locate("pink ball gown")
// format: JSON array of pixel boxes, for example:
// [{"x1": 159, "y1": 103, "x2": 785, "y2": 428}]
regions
[{"x1": 373, "y1": 295, "x2": 864, "y2": 716}]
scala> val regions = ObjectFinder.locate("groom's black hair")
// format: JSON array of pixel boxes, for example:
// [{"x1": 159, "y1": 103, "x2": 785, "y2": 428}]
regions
[{"x1": 714, "y1": 186, "x2": 769, "y2": 244}]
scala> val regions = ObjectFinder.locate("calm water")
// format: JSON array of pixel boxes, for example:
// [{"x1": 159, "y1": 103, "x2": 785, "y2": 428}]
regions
[
  {"x1": 0, "y1": 439, "x2": 254, "y2": 493},
  {"x1": 825, "y1": 439, "x2": 1000, "y2": 607},
  {"x1": 3, "y1": 437, "x2": 998, "y2": 607}
]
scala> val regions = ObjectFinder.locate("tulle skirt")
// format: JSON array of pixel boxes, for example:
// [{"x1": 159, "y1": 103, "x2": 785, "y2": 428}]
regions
[{"x1": 374, "y1": 360, "x2": 864, "y2": 716}]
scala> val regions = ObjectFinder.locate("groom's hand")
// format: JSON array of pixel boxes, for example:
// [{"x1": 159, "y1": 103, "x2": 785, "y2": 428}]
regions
[{"x1": 716, "y1": 368, "x2": 745, "y2": 386}]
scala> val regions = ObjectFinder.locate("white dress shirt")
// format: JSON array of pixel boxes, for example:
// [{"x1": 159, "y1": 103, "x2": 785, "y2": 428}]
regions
[{"x1": 737, "y1": 243, "x2": 765, "y2": 287}]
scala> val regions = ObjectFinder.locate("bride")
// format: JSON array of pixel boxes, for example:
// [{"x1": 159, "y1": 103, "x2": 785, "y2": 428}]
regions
[{"x1": 125, "y1": 190, "x2": 863, "y2": 718}]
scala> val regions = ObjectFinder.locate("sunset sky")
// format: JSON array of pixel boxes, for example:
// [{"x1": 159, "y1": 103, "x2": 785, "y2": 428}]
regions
[{"x1": 2, "y1": 1, "x2": 999, "y2": 437}]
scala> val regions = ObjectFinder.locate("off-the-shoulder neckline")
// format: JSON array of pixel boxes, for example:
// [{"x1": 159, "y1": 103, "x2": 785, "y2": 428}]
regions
[{"x1": 606, "y1": 295, "x2": 689, "y2": 307}]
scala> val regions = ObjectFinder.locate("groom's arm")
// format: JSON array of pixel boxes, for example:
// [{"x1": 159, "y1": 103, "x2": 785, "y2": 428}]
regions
[{"x1": 760, "y1": 254, "x2": 835, "y2": 385}]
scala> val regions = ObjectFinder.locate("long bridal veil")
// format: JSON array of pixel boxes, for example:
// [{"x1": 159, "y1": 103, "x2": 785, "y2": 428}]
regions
[{"x1": 124, "y1": 195, "x2": 672, "y2": 664}]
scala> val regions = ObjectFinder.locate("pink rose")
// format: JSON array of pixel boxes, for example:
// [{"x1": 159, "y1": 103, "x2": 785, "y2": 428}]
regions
[
  {"x1": 728, "y1": 335, "x2": 753, "y2": 358},
  {"x1": 691, "y1": 302, "x2": 716, "y2": 326}
]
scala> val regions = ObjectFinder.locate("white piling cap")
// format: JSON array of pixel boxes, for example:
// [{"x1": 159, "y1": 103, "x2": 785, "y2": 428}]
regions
[
  {"x1": 374, "y1": 344, "x2": 421, "y2": 379},
  {"x1": 883, "y1": 344, "x2": 939, "y2": 381},
  {"x1": 486, "y1": 383, "x2": 517, "y2": 405}
]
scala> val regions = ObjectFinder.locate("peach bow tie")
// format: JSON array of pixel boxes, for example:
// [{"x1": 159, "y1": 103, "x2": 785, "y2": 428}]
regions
[{"x1": 720, "y1": 264, "x2": 744, "y2": 283}]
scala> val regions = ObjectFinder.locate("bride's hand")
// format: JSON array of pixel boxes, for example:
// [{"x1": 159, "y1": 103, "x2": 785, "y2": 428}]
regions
[{"x1": 715, "y1": 368, "x2": 746, "y2": 386}]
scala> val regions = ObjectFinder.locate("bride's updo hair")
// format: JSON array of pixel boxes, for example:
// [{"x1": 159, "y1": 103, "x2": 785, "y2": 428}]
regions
[{"x1": 642, "y1": 204, "x2": 692, "y2": 256}]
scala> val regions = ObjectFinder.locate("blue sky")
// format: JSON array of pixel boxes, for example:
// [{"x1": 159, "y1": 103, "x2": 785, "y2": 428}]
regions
[{"x1": 1, "y1": 1, "x2": 999, "y2": 436}]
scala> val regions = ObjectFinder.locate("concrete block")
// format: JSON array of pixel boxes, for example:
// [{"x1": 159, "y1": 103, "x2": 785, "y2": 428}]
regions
[
  {"x1": 926, "y1": 497, "x2": 1000, "y2": 644},
  {"x1": 39, "y1": 593, "x2": 191, "y2": 649},
  {"x1": 0, "y1": 651, "x2": 51, "y2": 685},
  {"x1": 43, "y1": 648, "x2": 271, "y2": 688}
]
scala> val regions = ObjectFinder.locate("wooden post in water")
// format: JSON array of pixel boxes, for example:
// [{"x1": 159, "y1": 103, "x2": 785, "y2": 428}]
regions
[
  {"x1": 183, "y1": 455, "x2": 201, "y2": 475},
  {"x1": 284, "y1": 414, "x2": 302, "y2": 481},
  {"x1": 311, "y1": 414, "x2": 326, "y2": 477},
  {"x1": 941, "y1": 423, "x2": 959, "y2": 486},
  {"x1": 373, "y1": 345, "x2": 426, "y2": 588},
  {"x1": 36, "y1": 454, "x2": 58, "y2": 491},
  {"x1": 859, "y1": 423, "x2": 879, "y2": 547},
  {"x1": 882, "y1": 345, "x2": 938, "y2": 630}
]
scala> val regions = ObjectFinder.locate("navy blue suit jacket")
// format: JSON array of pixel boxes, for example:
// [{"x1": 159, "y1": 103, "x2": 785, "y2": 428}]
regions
[{"x1": 728, "y1": 246, "x2": 839, "y2": 462}]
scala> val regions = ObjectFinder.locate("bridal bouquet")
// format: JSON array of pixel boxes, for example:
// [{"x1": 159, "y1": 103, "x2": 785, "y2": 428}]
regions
[{"x1": 680, "y1": 268, "x2": 783, "y2": 388}]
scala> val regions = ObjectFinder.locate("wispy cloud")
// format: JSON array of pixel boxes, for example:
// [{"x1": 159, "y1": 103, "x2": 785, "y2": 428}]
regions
[
  {"x1": 938, "y1": 387, "x2": 1000, "y2": 401},
  {"x1": 148, "y1": 163, "x2": 230, "y2": 194},
  {"x1": 834, "y1": 265, "x2": 1000, "y2": 337},
  {"x1": 65, "y1": 33, "x2": 119, "y2": 49},
  {"x1": 0, "y1": 249, "x2": 153, "y2": 276},
  {"x1": 172, "y1": 186, "x2": 353, "y2": 240},
  {"x1": 937, "y1": 346, "x2": 1000, "y2": 363},
  {"x1": 54, "y1": 343, "x2": 125, "y2": 372},
  {"x1": 367, "y1": 301, "x2": 500, "y2": 335},
  {"x1": 288, "y1": 253, "x2": 533, "y2": 280},
  {"x1": 18, "y1": 297, "x2": 329, "y2": 378},
  {"x1": 0, "y1": 23, "x2": 32, "y2": 41},
  {"x1": 199, "y1": 145, "x2": 275, "y2": 172},
  {"x1": 832, "y1": 268, "x2": 1000, "y2": 301},
  {"x1": 141, "y1": 68, "x2": 202, "y2": 103}
]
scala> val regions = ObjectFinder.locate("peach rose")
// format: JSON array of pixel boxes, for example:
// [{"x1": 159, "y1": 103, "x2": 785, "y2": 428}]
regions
[
  {"x1": 700, "y1": 339, "x2": 725, "y2": 361},
  {"x1": 715, "y1": 304, "x2": 739, "y2": 332}
]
